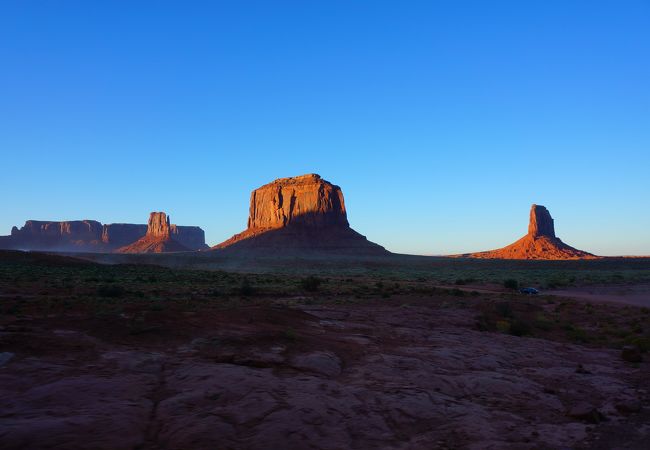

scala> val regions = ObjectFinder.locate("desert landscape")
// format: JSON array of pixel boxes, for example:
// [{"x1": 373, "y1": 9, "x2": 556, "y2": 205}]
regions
[
  {"x1": 1, "y1": 174, "x2": 648, "y2": 449},
  {"x1": 3, "y1": 3, "x2": 648, "y2": 449}
]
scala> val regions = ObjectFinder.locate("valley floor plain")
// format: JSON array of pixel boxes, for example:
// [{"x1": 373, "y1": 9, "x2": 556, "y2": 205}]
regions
[{"x1": 0, "y1": 250, "x2": 648, "y2": 449}]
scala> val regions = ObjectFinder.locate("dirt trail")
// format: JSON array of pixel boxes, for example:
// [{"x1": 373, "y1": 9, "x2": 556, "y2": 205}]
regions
[{"x1": 545, "y1": 285, "x2": 650, "y2": 307}]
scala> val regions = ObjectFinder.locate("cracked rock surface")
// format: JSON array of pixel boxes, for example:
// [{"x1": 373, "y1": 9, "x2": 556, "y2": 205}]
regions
[{"x1": 0, "y1": 303, "x2": 648, "y2": 449}]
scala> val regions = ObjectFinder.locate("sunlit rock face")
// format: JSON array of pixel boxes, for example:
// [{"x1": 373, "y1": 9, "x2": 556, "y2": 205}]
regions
[
  {"x1": 147, "y1": 212, "x2": 171, "y2": 238},
  {"x1": 214, "y1": 173, "x2": 387, "y2": 255},
  {"x1": 464, "y1": 204, "x2": 597, "y2": 260},
  {"x1": 247, "y1": 174, "x2": 349, "y2": 230},
  {"x1": 116, "y1": 212, "x2": 190, "y2": 254}
]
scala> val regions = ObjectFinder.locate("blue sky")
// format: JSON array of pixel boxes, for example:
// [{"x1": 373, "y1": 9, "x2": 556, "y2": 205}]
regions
[{"x1": 1, "y1": 1, "x2": 648, "y2": 255}]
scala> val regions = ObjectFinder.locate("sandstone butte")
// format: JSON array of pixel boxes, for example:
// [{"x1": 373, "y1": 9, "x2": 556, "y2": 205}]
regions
[
  {"x1": 464, "y1": 204, "x2": 598, "y2": 260},
  {"x1": 0, "y1": 216, "x2": 207, "y2": 253},
  {"x1": 116, "y1": 212, "x2": 191, "y2": 253},
  {"x1": 214, "y1": 173, "x2": 387, "y2": 254}
]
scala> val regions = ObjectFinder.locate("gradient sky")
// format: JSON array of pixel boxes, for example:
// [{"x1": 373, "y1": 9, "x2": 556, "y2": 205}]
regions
[{"x1": 1, "y1": 1, "x2": 649, "y2": 255}]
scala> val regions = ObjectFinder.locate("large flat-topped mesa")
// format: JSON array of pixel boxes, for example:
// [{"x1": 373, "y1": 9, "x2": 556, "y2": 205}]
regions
[
  {"x1": 248, "y1": 174, "x2": 349, "y2": 230},
  {"x1": 215, "y1": 173, "x2": 387, "y2": 255},
  {"x1": 464, "y1": 204, "x2": 597, "y2": 260},
  {"x1": 0, "y1": 214, "x2": 207, "y2": 253}
]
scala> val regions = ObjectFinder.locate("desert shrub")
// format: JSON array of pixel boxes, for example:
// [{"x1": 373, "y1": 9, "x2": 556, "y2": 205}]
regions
[
  {"x1": 503, "y1": 279, "x2": 519, "y2": 290},
  {"x1": 495, "y1": 302, "x2": 513, "y2": 318},
  {"x1": 624, "y1": 336, "x2": 650, "y2": 353},
  {"x1": 509, "y1": 319, "x2": 532, "y2": 337},
  {"x1": 533, "y1": 314, "x2": 553, "y2": 331},
  {"x1": 238, "y1": 279, "x2": 255, "y2": 296},
  {"x1": 476, "y1": 314, "x2": 490, "y2": 331},
  {"x1": 451, "y1": 288, "x2": 465, "y2": 297},
  {"x1": 496, "y1": 320, "x2": 511, "y2": 333},
  {"x1": 566, "y1": 325, "x2": 589, "y2": 343},
  {"x1": 283, "y1": 327, "x2": 298, "y2": 341},
  {"x1": 96, "y1": 285, "x2": 125, "y2": 298},
  {"x1": 301, "y1": 276, "x2": 322, "y2": 292},
  {"x1": 455, "y1": 278, "x2": 466, "y2": 285}
]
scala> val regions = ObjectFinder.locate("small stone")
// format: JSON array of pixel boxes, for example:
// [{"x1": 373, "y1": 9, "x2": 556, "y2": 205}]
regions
[
  {"x1": 621, "y1": 346, "x2": 643, "y2": 363},
  {"x1": 0, "y1": 352, "x2": 15, "y2": 367},
  {"x1": 567, "y1": 402, "x2": 603, "y2": 423},
  {"x1": 615, "y1": 399, "x2": 642, "y2": 414}
]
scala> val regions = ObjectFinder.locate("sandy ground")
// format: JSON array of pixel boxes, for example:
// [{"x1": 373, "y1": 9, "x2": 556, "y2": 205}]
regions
[
  {"x1": 545, "y1": 285, "x2": 650, "y2": 307},
  {"x1": 440, "y1": 283, "x2": 650, "y2": 307},
  {"x1": 1, "y1": 300, "x2": 647, "y2": 450}
]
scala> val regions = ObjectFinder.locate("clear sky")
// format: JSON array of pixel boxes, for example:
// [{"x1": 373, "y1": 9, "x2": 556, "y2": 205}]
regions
[{"x1": 1, "y1": 1, "x2": 648, "y2": 255}]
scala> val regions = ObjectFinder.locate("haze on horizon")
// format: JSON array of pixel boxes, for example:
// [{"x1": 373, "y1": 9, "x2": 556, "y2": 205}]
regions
[{"x1": 1, "y1": 1, "x2": 648, "y2": 256}]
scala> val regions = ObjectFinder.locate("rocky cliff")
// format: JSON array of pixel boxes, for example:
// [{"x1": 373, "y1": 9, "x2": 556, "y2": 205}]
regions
[
  {"x1": 1, "y1": 215, "x2": 207, "y2": 252},
  {"x1": 247, "y1": 174, "x2": 349, "y2": 230},
  {"x1": 528, "y1": 204, "x2": 556, "y2": 238},
  {"x1": 215, "y1": 174, "x2": 387, "y2": 255},
  {"x1": 171, "y1": 225, "x2": 208, "y2": 250},
  {"x1": 101, "y1": 224, "x2": 148, "y2": 248},
  {"x1": 464, "y1": 204, "x2": 597, "y2": 260},
  {"x1": 116, "y1": 212, "x2": 190, "y2": 253},
  {"x1": 3, "y1": 220, "x2": 104, "y2": 251}
]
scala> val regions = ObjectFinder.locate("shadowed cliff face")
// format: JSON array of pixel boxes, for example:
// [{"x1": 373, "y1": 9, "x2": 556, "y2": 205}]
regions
[
  {"x1": 0, "y1": 214, "x2": 207, "y2": 252},
  {"x1": 215, "y1": 174, "x2": 387, "y2": 255},
  {"x1": 464, "y1": 204, "x2": 597, "y2": 260},
  {"x1": 101, "y1": 224, "x2": 148, "y2": 248},
  {"x1": 528, "y1": 205, "x2": 556, "y2": 238}
]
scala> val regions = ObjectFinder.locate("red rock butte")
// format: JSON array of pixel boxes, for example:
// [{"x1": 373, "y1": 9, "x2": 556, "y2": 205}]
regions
[
  {"x1": 214, "y1": 174, "x2": 387, "y2": 255},
  {"x1": 464, "y1": 204, "x2": 598, "y2": 260},
  {"x1": 117, "y1": 212, "x2": 191, "y2": 254}
]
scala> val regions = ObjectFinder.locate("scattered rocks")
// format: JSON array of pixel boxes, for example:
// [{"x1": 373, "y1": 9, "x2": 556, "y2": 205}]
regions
[
  {"x1": 567, "y1": 402, "x2": 604, "y2": 423},
  {"x1": 290, "y1": 351, "x2": 342, "y2": 377},
  {"x1": 615, "y1": 398, "x2": 642, "y2": 414},
  {"x1": 0, "y1": 352, "x2": 14, "y2": 367}
]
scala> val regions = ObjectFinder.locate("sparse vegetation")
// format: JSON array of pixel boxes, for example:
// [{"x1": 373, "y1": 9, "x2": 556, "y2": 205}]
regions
[{"x1": 300, "y1": 276, "x2": 322, "y2": 292}]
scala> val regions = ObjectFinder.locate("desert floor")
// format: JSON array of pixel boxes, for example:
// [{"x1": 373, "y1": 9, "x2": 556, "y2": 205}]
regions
[{"x1": 0, "y1": 251, "x2": 648, "y2": 449}]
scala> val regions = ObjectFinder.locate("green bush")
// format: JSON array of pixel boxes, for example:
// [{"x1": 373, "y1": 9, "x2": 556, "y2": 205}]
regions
[
  {"x1": 301, "y1": 276, "x2": 322, "y2": 292},
  {"x1": 96, "y1": 285, "x2": 125, "y2": 298},
  {"x1": 503, "y1": 279, "x2": 519, "y2": 290},
  {"x1": 495, "y1": 302, "x2": 513, "y2": 318},
  {"x1": 509, "y1": 319, "x2": 532, "y2": 337},
  {"x1": 238, "y1": 279, "x2": 255, "y2": 296}
]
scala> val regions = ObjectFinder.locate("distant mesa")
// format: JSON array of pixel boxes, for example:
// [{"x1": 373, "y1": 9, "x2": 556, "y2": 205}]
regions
[
  {"x1": 464, "y1": 204, "x2": 598, "y2": 260},
  {"x1": 214, "y1": 173, "x2": 388, "y2": 255},
  {"x1": 0, "y1": 213, "x2": 207, "y2": 253},
  {"x1": 117, "y1": 212, "x2": 190, "y2": 253}
]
